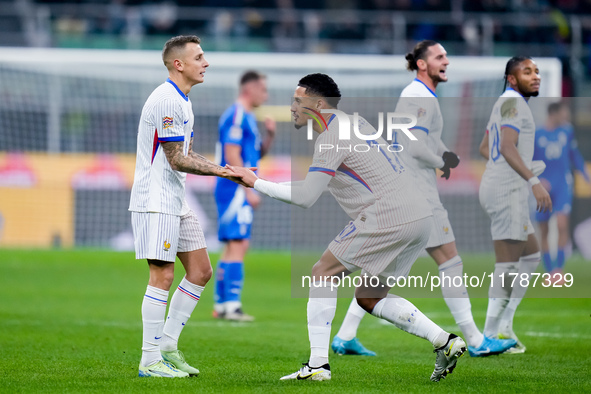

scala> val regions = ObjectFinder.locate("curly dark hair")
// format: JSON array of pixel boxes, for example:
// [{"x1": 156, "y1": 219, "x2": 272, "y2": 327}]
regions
[
  {"x1": 297, "y1": 73, "x2": 341, "y2": 108},
  {"x1": 503, "y1": 55, "x2": 533, "y2": 91}
]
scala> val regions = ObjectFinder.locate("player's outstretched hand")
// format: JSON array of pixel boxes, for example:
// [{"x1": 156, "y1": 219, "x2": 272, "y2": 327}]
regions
[
  {"x1": 226, "y1": 165, "x2": 259, "y2": 188},
  {"x1": 220, "y1": 166, "x2": 250, "y2": 187},
  {"x1": 532, "y1": 183, "x2": 553, "y2": 213}
]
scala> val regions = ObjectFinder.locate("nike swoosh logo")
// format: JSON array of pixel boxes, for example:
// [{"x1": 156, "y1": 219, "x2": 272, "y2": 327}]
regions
[
  {"x1": 297, "y1": 371, "x2": 319, "y2": 380},
  {"x1": 155, "y1": 336, "x2": 162, "y2": 340},
  {"x1": 182, "y1": 322, "x2": 185, "y2": 326},
  {"x1": 445, "y1": 347, "x2": 452, "y2": 357},
  {"x1": 184, "y1": 120, "x2": 189, "y2": 124}
]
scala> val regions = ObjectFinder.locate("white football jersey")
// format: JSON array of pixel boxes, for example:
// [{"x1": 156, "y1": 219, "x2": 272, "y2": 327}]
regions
[
  {"x1": 129, "y1": 78, "x2": 194, "y2": 216},
  {"x1": 482, "y1": 88, "x2": 536, "y2": 188},
  {"x1": 308, "y1": 114, "x2": 431, "y2": 229},
  {"x1": 394, "y1": 78, "x2": 444, "y2": 203}
]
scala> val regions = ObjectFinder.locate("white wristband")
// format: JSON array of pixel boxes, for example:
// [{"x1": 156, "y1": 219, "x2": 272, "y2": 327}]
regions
[{"x1": 528, "y1": 176, "x2": 540, "y2": 186}]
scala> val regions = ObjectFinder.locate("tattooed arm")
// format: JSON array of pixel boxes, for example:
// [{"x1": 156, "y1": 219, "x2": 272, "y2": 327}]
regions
[{"x1": 161, "y1": 139, "x2": 237, "y2": 180}]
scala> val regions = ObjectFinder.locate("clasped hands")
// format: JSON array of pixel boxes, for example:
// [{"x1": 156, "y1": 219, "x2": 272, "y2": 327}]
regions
[{"x1": 222, "y1": 165, "x2": 259, "y2": 188}]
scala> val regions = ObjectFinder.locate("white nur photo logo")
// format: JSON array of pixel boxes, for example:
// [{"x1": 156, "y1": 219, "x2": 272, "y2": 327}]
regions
[{"x1": 306, "y1": 109, "x2": 418, "y2": 142}]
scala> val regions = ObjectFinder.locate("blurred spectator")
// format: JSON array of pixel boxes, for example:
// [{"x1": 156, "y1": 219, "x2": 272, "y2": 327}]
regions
[
  {"x1": 364, "y1": 13, "x2": 394, "y2": 54},
  {"x1": 328, "y1": 11, "x2": 365, "y2": 40},
  {"x1": 143, "y1": 2, "x2": 178, "y2": 35},
  {"x1": 273, "y1": 1, "x2": 304, "y2": 52}
]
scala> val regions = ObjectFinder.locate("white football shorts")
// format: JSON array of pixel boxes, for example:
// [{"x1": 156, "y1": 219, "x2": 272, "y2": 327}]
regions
[
  {"x1": 479, "y1": 182, "x2": 534, "y2": 241},
  {"x1": 131, "y1": 210, "x2": 207, "y2": 262},
  {"x1": 425, "y1": 199, "x2": 455, "y2": 249},
  {"x1": 328, "y1": 216, "x2": 431, "y2": 280}
]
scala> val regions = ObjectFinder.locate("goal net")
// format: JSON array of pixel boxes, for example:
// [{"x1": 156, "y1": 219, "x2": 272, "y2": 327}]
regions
[{"x1": 0, "y1": 47, "x2": 562, "y2": 252}]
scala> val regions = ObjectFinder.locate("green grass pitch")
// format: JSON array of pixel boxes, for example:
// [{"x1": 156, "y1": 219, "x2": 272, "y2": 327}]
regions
[{"x1": 1, "y1": 249, "x2": 590, "y2": 393}]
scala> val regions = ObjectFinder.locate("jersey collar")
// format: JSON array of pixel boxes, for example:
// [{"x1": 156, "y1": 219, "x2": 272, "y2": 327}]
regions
[
  {"x1": 166, "y1": 78, "x2": 189, "y2": 102},
  {"x1": 505, "y1": 87, "x2": 528, "y2": 103},
  {"x1": 414, "y1": 78, "x2": 437, "y2": 97},
  {"x1": 327, "y1": 114, "x2": 336, "y2": 127}
]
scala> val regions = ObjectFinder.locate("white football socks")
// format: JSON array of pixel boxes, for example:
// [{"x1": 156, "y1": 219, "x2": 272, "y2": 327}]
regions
[
  {"x1": 483, "y1": 262, "x2": 518, "y2": 338},
  {"x1": 161, "y1": 277, "x2": 204, "y2": 352},
  {"x1": 335, "y1": 298, "x2": 366, "y2": 341},
  {"x1": 499, "y1": 252, "x2": 540, "y2": 336},
  {"x1": 371, "y1": 294, "x2": 448, "y2": 348},
  {"x1": 308, "y1": 282, "x2": 338, "y2": 367},
  {"x1": 438, "y1": 255, "x2": 483, "y2": 347},
  {"x1": 141, "y1": 285, "x2": 169, "y2": 367}
]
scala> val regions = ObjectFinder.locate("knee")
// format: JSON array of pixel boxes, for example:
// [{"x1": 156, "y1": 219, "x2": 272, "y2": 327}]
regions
[
  {"x1": 355, "y1": 297, "x2": 380, "y2": 313},
  {"x1": 201, "y1": 265, "x2": 213, "y2": 283},
  {"x1": 150, "y1": 266, "x2": 175, "y2": 290},
  {"x1": 355, "y1": 297, "x2": 373, "y2": 312},
  {"x1": 189, "y1": 265, "x2": 213, "y2": 286}
]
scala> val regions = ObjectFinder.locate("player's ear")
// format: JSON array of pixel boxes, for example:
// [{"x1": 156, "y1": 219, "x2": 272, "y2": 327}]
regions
[
  {"x1": 173, "y1": 58, "x2": 183, "y2": 72},
  {"x1": 506, "y1": 74, "x2": 517, "y2": 87},
  {"x1": 316, "y1": 98, "x2": 324, "y2": 110},
  {"x1": 417, "y1": 58, "x2": 427, "y2": 71}
]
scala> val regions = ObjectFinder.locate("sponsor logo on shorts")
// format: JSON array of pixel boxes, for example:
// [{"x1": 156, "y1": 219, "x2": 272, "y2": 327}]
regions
[
  {"x1": 163, "y1": 240, "x2": 171, "y2": 251},
  {"x1": 523, "y1": 225, "x2": 528, "y2": 232},
  {"x1": 443, "y1": 226, "x2": 449, "y2": 234}
]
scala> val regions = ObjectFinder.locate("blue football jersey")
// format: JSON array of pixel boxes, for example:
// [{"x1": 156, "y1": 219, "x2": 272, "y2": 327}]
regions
[
  {"x1": 215, "y1": 103, "x2": 261, "y2": 201},
  {"x1": 533, "y1": 124, "x2": 587, "y2": 183}
]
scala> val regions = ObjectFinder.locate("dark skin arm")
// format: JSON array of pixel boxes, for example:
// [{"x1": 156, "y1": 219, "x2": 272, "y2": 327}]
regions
[{"x1": 500, "y1": 127, "x2": 552, "y2": 213}]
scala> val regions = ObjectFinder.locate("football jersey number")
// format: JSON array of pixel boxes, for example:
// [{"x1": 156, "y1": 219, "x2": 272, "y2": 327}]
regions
[
  {"x1": 367, "y1": 140, "x2": 404, "y2": 174},
  {"x1": 491, "y1": 123, "x2": 501, "y2": 162},
  {"x1": 334, "y1": 221, "x2": 356, "y2": 244}
]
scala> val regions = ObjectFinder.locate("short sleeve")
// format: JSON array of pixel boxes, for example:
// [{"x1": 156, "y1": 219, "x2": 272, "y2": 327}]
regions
[
  {"x1": 499, "y1": 97, "x2": 521, "y2": 133},
  {"x1": 394, "y1": 97, "x2": 434, "y2": 137},
  {"x1": 154, "y1": 99, "x2": 185, "y2": 141}
]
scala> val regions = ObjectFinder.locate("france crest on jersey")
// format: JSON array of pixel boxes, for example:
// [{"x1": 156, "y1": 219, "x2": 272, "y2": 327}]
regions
[{"x1": 214, "y1": 103, "x2": 262, "y2": 241}]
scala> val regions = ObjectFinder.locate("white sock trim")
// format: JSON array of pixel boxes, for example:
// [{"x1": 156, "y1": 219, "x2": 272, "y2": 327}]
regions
[{"x1": 438, "y1": 255, "x2": 462, "y2": 271}]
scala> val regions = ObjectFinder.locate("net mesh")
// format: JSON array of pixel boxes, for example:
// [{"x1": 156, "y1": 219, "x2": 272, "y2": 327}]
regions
[{"x1": 0, "y1": 48, "x2": 561, "y2": 251}]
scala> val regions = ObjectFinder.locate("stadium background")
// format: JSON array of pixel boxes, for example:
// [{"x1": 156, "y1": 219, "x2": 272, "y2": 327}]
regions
[
  {"x1": 0, "y1": 0, "x2": 590, "y2": 254},
  {"x1": 1, "y1": 1, "x2": 591, "y2": 391}
]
